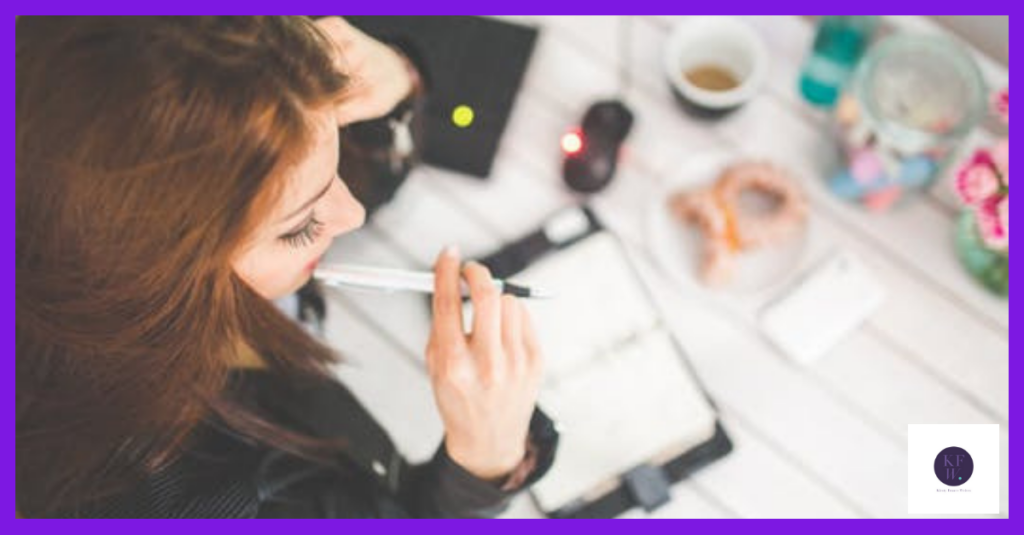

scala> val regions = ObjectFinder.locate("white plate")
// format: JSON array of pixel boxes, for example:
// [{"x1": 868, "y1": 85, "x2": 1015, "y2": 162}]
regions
[{"x1": 646, "y1": 152, "x2": 808, "y2": 294}]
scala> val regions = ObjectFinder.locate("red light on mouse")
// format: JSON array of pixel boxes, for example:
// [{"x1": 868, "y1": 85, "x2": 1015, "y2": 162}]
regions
[{"x1": 561, "y1": 130, "x2": 584, "y2": 155}]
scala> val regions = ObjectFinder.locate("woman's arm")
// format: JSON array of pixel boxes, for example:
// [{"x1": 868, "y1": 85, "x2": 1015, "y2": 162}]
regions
[
  {"x1": 398, "y1": 408, "x2": 558, "y2": 518},
  {"x1": 388, "y1": 247, "x2": 558, "y2": 517}
]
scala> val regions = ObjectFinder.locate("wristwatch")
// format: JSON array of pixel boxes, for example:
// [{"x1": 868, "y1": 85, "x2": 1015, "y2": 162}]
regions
[
  {"x1": 383, "y1": 45, "x2": 424, "y2": 174},
  {"x1": 338, "y1": 41, "x2": 427, "y2": 217}
]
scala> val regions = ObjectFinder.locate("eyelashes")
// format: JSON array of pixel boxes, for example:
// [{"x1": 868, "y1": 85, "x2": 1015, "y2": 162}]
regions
[{"x1": 279, "y1": 214, "x2": 325, "y2": 248}]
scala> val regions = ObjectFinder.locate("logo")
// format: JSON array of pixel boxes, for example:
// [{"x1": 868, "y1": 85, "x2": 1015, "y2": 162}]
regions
[{"x1": 933, "y1": 446, "x2": 974, "y2": 486}]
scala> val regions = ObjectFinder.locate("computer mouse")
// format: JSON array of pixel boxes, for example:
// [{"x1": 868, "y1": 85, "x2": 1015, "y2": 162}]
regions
[{"x1": 562, "y1": 100, "x2": 634, "y2": 193}]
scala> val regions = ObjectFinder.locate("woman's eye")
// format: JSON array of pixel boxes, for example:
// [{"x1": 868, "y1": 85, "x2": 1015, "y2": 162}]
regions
[{"x1": 279, "y1": 215, "x2": 325, "y2": 248}]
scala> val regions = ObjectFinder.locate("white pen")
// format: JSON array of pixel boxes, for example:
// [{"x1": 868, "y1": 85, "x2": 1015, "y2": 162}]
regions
[{"x1": 313, "y1": 263, "x2": 554, "y2": 299}]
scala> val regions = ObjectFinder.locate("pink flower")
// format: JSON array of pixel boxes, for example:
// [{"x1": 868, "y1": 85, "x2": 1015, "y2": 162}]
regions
[
  {"x1": 999, "y1": 196, "x2": 1008, "y2": 236},
  {"x1": 955, "y1": 150, "x2": 1001, "y2": 205},
  {"x1": 992, "y1": 88, "x2": 1008, "y2": 124},
  {"x1": 991, "y1": 138, "x2": 1009, "y2": 184},
  {"x1": 975, "y1": 195, "x2": 1009, "y2": 251}
]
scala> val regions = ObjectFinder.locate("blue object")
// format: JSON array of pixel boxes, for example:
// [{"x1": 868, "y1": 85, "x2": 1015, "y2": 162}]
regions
[
  {"x1": 897, "y1": 156, "x2": 937, "y2": 188},
  {"x1": 829, "y1": 171, "x2": 867, "y2": 199}
]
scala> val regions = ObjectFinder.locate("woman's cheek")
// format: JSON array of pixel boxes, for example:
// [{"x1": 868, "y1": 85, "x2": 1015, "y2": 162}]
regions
[
  {"x1": 240, "y1": 248, "x2": 310, "y2": 299},
  {"x1": 274, "y1": 260, "x2": 313, "y2": 298}
]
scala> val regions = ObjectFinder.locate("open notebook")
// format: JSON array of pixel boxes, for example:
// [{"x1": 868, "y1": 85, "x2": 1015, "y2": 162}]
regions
[{"x1": 471, "y1": 207, "x2": 730, "y2": 517}]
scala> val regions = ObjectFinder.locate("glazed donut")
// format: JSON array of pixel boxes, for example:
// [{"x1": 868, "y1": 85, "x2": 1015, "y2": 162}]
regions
[
  {"x1": 668, "y1": 189, "x2": 737, "y2": 286},
  {"x1": 714, "y1": 161, "x2": 807, "y2": 249},
  {"x1": 668, "y1": 160, "x2": 807, "y2": 285},
  {"x1": 669, "y1": 189, "x2": 729, "y2": 242}
]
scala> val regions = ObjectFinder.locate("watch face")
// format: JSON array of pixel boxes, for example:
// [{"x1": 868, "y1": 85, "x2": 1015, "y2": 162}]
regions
[
  {"x1": 340, "y1": 133, "x2": 415, "y2": 216},
  {"x1": 339, "y1": 101, "x2": 422, "y2": 216},
  {"x1": 390, "y1": 113, "x2": 415, "y2": 159}
]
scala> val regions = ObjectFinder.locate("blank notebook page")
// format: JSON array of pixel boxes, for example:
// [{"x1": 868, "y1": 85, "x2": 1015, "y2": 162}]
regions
[{"x1": 506, "y1": 232, "x2": 717, "y2": 513}]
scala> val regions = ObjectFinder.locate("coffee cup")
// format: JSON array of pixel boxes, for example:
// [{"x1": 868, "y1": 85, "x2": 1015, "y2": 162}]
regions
[{"x1": 664, "y1": 16, "x2": 769, "y2": 118}]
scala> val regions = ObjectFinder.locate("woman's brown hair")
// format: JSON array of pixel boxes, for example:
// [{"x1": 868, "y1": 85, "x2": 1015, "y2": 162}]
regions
[{"x1": 17, "y1": 16, "x2": 349, "y2": 516}]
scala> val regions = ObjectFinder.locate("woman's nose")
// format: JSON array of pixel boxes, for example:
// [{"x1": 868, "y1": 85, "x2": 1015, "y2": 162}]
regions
[{"x1": 326, "y1": 178, "x2": 366, "y2": 237}]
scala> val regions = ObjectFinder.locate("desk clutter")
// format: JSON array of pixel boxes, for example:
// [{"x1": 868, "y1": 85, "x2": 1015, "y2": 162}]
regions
[
  {"x1": 332, "y1": 15, "x2": 1005, "y2": 518},
  {"x1": 342, "y1": 16, "x2": 1005, "y2": 297}
]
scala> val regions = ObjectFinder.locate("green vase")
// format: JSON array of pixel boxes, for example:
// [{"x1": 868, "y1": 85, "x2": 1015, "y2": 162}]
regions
[{"x1": 955, "y1": 211, "x2": 1009, "y2": 297}]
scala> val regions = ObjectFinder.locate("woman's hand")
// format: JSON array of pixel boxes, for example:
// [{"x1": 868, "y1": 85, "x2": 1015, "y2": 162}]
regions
[
  {"x1": 426, "y1": 246, "x2": 545, "y2": 481},
  {"x1": 315, "y1": 17, "x2": 415, "y2": 126}
]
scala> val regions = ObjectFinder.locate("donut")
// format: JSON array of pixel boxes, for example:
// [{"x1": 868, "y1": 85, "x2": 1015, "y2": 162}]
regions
[
  {"x1": 669, "y1": 189, "x2": 737, "y2": 285},
  {"x1": 668, "y1": 160, "x2": 807, "y2": 285},
  {"x1": 714, "y1": 161, "x2": 807, "y2": 249}
]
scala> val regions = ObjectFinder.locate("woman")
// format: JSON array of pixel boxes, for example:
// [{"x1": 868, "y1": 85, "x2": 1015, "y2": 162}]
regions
[{"x1": 16, "y1": 16, "x2": 555, "y2": 518}]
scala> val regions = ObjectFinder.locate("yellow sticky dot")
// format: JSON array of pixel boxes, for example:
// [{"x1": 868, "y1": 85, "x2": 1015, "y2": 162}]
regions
[{"x1": 451, "y1": 105, "x2": 474, "y2": 128}]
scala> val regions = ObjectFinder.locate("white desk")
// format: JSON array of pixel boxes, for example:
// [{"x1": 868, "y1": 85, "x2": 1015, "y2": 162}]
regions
[{"x1": 318, "y1": 16, "x2": 1009, "y2": 518}]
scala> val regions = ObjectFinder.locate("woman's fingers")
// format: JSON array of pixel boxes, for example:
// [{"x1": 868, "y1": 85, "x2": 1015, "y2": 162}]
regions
[
  {"x1": 500, "y1": 295, "x2": 523, "y2": 370},
  {"x1": 463, "y1": 262, "x2": 502, "y2": 351},
  {"x1": 425, "y1": 255, "x2": 545, "y2": 480},
  {"x1": 431, "y1": 246, "x2": 466, "y2": 351},
  {"x1": 429, "y1": 250, "x2": 542, "y2": 390},
  {"x1": 520, "y1": 302, "x2": 543, "y2": 379}
]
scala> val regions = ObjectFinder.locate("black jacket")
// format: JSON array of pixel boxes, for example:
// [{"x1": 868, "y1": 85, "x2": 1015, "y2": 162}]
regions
[{"x1": 70, "y1": 369, "x2": 558, "y2": 518}]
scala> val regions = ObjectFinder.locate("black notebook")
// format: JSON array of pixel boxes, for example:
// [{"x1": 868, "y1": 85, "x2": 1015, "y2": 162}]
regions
[
  {"x1": 474, "y1": 206, "x2": 732, "y2": 518},
  {"x1": 345, "y1": 16, "x2": 538, "y2": 178}
]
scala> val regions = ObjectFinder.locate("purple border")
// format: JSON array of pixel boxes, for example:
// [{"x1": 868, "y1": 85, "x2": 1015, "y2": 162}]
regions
[{"x1": 8, "y1": 5, "x2": 1013, "y2": 530}]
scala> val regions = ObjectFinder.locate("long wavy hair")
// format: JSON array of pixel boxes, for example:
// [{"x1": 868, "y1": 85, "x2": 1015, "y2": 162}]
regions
[{"x1": 17, "y1": 16, "x2": 350, "y2": 516}]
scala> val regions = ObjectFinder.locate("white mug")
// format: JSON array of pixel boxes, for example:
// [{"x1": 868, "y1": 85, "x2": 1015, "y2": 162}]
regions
[{"x1": 664, "y1": 16, "x2": 769, "y2": 117}]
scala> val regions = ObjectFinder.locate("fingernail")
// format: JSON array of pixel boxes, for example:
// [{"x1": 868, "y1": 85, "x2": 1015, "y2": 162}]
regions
[{"x1": 443, "y1": 244, "x2": 460, "y2": 258}]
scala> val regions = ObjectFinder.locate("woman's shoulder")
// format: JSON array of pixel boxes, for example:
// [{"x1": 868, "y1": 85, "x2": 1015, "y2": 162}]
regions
[
  {"x1": 68, "y1": 422, "x2": 265, "y2": 518},
  {"x1": 70, "y1": 370, "x2": 401, "y2": 518}
]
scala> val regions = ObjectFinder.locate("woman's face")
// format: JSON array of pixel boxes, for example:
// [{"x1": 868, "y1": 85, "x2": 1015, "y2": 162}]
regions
[{"x1": 233, "y1": 111, "x2": 366, "y2": 299}]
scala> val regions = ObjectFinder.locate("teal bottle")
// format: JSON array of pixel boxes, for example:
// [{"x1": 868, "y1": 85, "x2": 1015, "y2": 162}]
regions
[{"x1": 799, "y1": 16, "x2": 879, "y2": 108}]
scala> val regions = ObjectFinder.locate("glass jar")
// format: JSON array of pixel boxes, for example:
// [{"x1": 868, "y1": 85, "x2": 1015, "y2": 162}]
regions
[
  {"x1": 828, "y1": 34, "x2": 986, "y2": 211},
  {"x1": 955, "y1": 210, "x2": 1009, "y2": 297}
]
